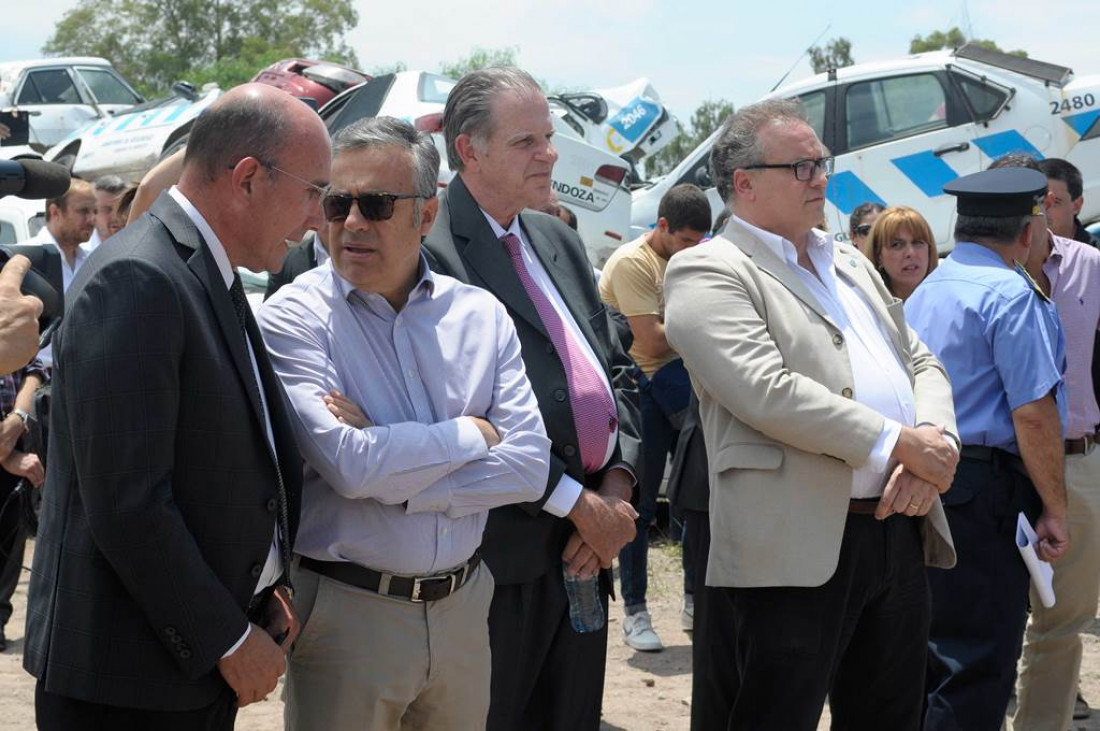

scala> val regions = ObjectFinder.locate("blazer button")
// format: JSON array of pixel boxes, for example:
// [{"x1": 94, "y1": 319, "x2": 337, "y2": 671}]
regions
[
  {"x1": 841, "y1": 387, "x2": 853, "y2": 398},
  {"x1": 832, "y1": 333, "x2": 844, "y2": 347},
  {"x1": 563, "y1": 445, "x2": 577, "y2": 458},
  {"x1": 171, "y1": 635, "x2": 184, "y2": 645},
  {"x1": 545, "y1": 343, "x2": 555, "y2": 355},
  {"x1": 554, "y1": 389, "x2": 567, "y2": 402},
  {"x1": 250, "y1": 564, "x2": 263, "y2": 578},
  {"x1": 179, "y1": 649, "x2": 192, "y2": 660},
  {"x1": 266, "y1": 498, "x2": 278, "y2": 512},
  {"x1": 164, "y1": 626, "x2": 177, "y2": 637}
]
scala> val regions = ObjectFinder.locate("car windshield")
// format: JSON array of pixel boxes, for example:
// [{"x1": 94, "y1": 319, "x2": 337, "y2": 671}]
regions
[{"x1": 419, "y1": 74, "x2": 456, "y2": 104}]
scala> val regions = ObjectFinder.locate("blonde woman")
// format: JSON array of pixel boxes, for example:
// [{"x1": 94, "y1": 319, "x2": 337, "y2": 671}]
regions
[{"x1": 860, "y1": 205, "x2": 939, "y2": 301}]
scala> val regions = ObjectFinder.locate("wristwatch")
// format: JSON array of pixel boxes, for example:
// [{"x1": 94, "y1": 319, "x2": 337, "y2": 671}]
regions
[{"x1": 12, "y1": 408, "x2": 30, "y2": 433}]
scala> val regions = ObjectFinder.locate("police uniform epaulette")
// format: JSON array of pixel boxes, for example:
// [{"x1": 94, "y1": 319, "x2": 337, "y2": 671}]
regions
[{"x1": 1013, "y1": 260, "x2": 1052, "y2": 303}]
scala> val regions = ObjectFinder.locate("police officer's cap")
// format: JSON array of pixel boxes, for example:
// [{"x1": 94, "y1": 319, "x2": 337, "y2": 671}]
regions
[{"x1": 943, "y1": 168, "x2": 1048, "y2": 217}]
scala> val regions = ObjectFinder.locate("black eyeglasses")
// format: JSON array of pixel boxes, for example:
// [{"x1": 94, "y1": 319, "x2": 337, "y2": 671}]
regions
[
  {"x1": 854, "y1": 223, "x2": 873, "y2": 237},
  {"x1": 322, "y1": 192, "x2": 421, "y2": 222},
  {"x1": 742, "y1": 156, "x2": 834, "y2": 181}
]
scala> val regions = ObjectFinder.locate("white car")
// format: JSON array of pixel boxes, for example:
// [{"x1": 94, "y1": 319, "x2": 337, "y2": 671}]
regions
[
  {"x1": 0, "y1": 195, "x2": 47, "y2": 246},
  {"x1": 45, "y1": 83, "x2": 223, "y2": 183},
  {"x1": 551, "y1": 78, "x2": 678, "y2": 165},
  {"x1": 0, "y1": 57, "x2": 142, "y2": 161},
  {"x1": 320, "y1": 71, "x2": 634, "y2": 266},
  {"x1": 633, "y1": 44, "x2": 1100, "y2": 252}
]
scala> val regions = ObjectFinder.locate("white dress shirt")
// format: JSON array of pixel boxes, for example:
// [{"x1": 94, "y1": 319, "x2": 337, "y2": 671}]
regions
[
  {"x1": 481, "y1": 210, "x2": 618, "y2": 516},
  {"x1": 25, "y1": 226, "x2": 91, "y2": 368},
  {"x1": 730, "y1": 214, "x2": 914, "y2": 497},
  {"x1": 168, "y1": 187, "x2": 282, "y2": 657}
]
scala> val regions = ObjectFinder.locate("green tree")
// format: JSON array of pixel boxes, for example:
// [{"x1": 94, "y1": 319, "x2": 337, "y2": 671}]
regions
[
  {"x1": 808, "y1": 37, "x2": 854, "y2": 74},
  {"x1": 909, "y1": 27, "x2": 1027, "y2": 57},
  {"x1": 43, "y1": 0, "x2": 360, "y2": 97},
  {"x1": 438, "y1": 46, "x2": 521, "y2": 80},
  {"x1": 646, "y1": 99, "x2": 734, "y2": 178}
]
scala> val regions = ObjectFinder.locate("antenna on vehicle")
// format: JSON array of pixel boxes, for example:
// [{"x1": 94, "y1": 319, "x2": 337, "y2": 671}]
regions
[{"x1": 770, "y1": 23, "x2": 832, "y2": 92}]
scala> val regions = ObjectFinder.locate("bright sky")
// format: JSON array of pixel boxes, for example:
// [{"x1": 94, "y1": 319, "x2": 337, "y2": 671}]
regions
[{"x1": 2, "y1": 0, "x2": 1094, "y2": 126}]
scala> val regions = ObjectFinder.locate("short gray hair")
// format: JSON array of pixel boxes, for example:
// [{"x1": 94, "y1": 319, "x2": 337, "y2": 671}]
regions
[
  {"x1": 710, "y1": 98, "x2": 810, "y2": 203},
  {"x1": 443, "y1": 67, "x2": 543, "y2": 172},
  {"x1": 93, "y1": 174, "x2": 127, "y2": 195},
  {"x1": 331, "y1": 116, "x2": 440, "y2": 215},
  {"x1": 954, "y1": 214, "x2": 1032, "y2": 245}
]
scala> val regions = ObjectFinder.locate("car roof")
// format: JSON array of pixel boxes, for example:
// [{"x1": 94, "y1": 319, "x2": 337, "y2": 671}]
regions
[
  {"x1": 765, "y1": 50, "x2": 956, "y2": 99},
  {"x1": 0, "y1": 57, "x2": 114, "y2": 78}
]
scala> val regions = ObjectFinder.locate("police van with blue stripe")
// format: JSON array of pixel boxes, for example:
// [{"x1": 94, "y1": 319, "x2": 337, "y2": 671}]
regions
[{"x1": 631, "y1": 44, "x2": 1100, "y2": 252}]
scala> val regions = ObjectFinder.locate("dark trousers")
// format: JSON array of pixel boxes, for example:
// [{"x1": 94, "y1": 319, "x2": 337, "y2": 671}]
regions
[
  {"x1": 0, "y1": 470, "x2": 26, "y2": 630},
  {"x1": 685, "y1": 508, "x2": 737, "y2": 731},
  {"x1": 487, "y1": 567, "x2": 609, "y2": 731},
  {"x1": 619, "y1": 387, "x2": 678, "y2": 610},
  {"x1": 36, "y1": 681, "x2": 237, "y2": 731},
  {"x1": 723, "y1": 512, "x2": 930, "y2": 731},
  {"x1": 924, "y1": 456, "x2": 1042, "y2": 731}
]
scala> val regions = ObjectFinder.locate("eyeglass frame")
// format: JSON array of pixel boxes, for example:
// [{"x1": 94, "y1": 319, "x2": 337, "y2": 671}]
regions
[
  {"x1": 741, "y1": 156, "x2": 835, "y2": 181},
  {"x1": 224, "y1": 158, "x2": 328, "y2": 199},
  {"x1": 321, "y1": 191, "x2": 424, "y2": 223}
]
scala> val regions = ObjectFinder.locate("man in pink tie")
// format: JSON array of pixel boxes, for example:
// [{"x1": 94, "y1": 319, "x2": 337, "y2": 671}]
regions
[{"x1": 423, "y1": 67, "x2": 642, "y2": 731}]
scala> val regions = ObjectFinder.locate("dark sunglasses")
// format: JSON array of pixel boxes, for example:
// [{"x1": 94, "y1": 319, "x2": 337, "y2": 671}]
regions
[
  {"x1": 854, "y1": 223, "x2": 873, "y2": 237},
  {"x1": 322, "y1": 192, "x2": 421, "y2": 222}
]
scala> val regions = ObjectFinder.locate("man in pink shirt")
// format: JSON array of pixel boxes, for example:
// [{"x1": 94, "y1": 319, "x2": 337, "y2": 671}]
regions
[{"x1": 993, "y1": 155, "x2": 1100, "y2": 731}]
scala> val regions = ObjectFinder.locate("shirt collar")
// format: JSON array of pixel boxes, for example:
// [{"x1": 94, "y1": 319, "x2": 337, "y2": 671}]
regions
[
  {"x1": 481, "y1": 208, "x2": 523, "y2": 243},
  {"x1": 728, "y1": 212, "x2": 833, "y2": 268},
  {"x1": 334, "y1": 252, "x2": 436, "y2": 308},
  {"x1": 952, "y1": 241, "x2": 1013, "y2": 268},
  {"x1": 1047, "y1": 230, "x2": 1066, "y2": 262},
  {"x1": 168, "y1": 186, "x2": 235, "y2": 289},
  {"x1": 312, "y1": 231, "x2": 329, "y2": 265}
]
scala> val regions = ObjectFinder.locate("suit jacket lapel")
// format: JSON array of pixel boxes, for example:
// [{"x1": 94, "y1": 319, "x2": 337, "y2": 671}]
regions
[
  {"x1": 447, "y1": 177, "x2": 550, "y2": 340},
  {"x1": 832, "y1": 247, "x2": 907, "y2": 358}
]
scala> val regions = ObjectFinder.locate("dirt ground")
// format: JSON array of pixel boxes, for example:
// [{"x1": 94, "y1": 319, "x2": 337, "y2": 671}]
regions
[{"x1": 1, "y1": 540, "x2": 1098, "y2": 731}]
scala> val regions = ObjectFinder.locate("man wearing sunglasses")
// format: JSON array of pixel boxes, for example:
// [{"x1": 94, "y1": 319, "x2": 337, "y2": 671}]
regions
[
  {"x1": 664, "y1": 98, "x2": 959, "y2": 731},
  {"x1": 423, "y1": 67, "x2": 641, "y2": 731},
  {"x1": 25, "y1": 83, "x2": 329, "y2": 730},
  {"x1": 258, "y1": 116, "x2": 550, "y2": 731}
]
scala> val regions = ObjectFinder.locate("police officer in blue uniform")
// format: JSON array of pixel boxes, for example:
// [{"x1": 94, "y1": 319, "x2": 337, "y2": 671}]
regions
[{"x1": 906, "y1": 168, "x2": 1072, "y2": 731}]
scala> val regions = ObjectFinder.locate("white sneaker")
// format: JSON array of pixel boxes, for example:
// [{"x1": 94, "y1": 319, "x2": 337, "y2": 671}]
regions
[
  {"x1": 622, "y1": 610, "x2": 664, "y2": 652},
  {"x1": 681, "y1": 596, "x2": 694, "y2": 632}
]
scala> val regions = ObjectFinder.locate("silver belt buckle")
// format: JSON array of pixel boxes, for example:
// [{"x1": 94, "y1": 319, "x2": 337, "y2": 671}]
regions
[{"x1": 410, "y1": 571, "x2": 459, "y2": 602}]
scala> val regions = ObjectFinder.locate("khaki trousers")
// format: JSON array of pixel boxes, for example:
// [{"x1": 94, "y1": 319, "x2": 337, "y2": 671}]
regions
[
  {"x1": 1014, "y1": 447, "x2": 1100, "y2": 731},
  {"x1": 284, "y1": 559, "x2": 494, "y2": 731}
]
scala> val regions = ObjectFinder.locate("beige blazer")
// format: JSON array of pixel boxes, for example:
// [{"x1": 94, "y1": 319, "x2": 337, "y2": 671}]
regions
[{"x1": 664, "y1": 217, "x2": 957, "y2": 588}]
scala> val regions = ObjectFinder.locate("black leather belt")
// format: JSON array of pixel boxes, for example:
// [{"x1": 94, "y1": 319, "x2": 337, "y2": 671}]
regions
[
  {"x1": 1065, "y1": 431, "x2": 1097, "y2": 455},
  {"x1": 299, "y1": 553, "x2": 480, "y2": 603},
  {"x1": 960, "y1": 445, "x2": 1029, "y2": 478}
]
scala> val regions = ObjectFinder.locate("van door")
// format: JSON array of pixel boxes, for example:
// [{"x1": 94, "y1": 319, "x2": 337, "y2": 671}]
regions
[{"x1": 831, "y1": 70, "x2": 983, "y2": 249}]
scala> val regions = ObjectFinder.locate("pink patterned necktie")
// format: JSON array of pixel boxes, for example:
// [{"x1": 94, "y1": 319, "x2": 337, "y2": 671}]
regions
[{"x1": 501, "y1": 233, "x2": 617, "y2": 473}]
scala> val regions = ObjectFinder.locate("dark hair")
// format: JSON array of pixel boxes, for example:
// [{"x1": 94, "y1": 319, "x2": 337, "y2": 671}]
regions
[
  {"x1": 988, "y1": 153, "x2": 1042, "y2": 172},
  {"x1": 117, "y1": 186, "x2": 139, "y2": 223},
  {"x1": 1039, "y1": 157, "x2": 1084, "y2": 200},
  {"x1": 657, "y1": 184, "x2": 712, "y2": 233},
  {"x1": 849, "y1": 202, "x2": 885, "y2": 236},
  {"x1": 954, "y1": 213, "x2": 1031, "y2": 244},
  {"x1": 558, "y1": 204, "x2": 578, "y2": 230},
  {"x1": 712, "y1": 208, "x2": 732, "y2": 235},
  {"x1": 442, "y1": 67, "x2": 543, "y2": 173},
  {"x1": 183, "y1": 95, "x2": 291, "y2": 181},
  {"x1": 710, "y1": 98, "x2": 807, "y2": 203},
  {"x1": 93, "y1": 174, "x2": 128, "y2": 195}
]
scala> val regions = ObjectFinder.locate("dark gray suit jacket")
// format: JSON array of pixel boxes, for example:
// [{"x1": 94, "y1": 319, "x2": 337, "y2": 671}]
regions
[
  {"x1": 264, "y1": 233, "x2": 319, "y2": 301},
  {"x1": 423, "y1": 175, "x2": 641, "y2": 584},
  {"x1": 24, "y1": 193, "x2": 302, "y2": 711}
]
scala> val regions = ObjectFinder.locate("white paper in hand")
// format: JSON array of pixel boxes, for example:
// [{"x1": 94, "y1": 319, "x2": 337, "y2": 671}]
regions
[{"x1": 1016, "y1": 512, "x2": 1056, "y2": 608}]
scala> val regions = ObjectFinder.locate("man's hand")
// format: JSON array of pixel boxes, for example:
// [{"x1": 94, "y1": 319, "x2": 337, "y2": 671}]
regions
[
  {"x1": 875, "y1": 464, "x2": 940, "y2": 520},
  {"x1": 1034, "y1": 510, "x2": 1070, "y2": 563},
  {"x1": 323, "y1": 389, "x2": 372, "y2": 428},
  {"x1": 216, "y1": 623, "x2": 286, "y2": 707},
  {"x1": 566, "y1": 475, "x2": 638, "y2": 566},
  {"x1": 562, "y1": 532, "x2": 601, "y2": 579},
  {"x1": 468, "y1": 416, "x2": 500, "y2": 449},
  {"x1": 0, "y1": 414, "x2": 23, "y2": 462},
  {"x1": 1, "y1": 450, "x2": 43, "y2": 487},
  {"x1": 0, "y1": 123, "x2": 10, "y2": 140},
  {"x1": 261, "y1": 585, "x2": 300, "y2": 652},
  {"x1": 0, "y1": 256, "x2": 44, "y2": 375},
  {"x1": 892, "y1": 424, "x2": 958, "y2": 492}
]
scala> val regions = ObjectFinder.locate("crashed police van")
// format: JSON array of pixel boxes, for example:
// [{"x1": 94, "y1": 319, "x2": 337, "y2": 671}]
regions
[{"x1": 632, "y1": 44, "x2": 1100, "y2": 252}]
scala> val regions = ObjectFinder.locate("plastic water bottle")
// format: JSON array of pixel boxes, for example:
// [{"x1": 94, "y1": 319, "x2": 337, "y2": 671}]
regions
[{"x1": 562, "y1": 563, "x2": 605, "y2": 633}]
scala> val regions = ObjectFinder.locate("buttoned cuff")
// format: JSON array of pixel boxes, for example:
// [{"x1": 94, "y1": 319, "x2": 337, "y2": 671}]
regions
[
  {"x1": 221, "y1": 623, "x2": 250, "y2": 660},
  {"x1": 868, "y1": 418, "x2": 903, "y2": 472},
  {"x1": 542, "y1": 473, "x2": 584, "y2": 517}
]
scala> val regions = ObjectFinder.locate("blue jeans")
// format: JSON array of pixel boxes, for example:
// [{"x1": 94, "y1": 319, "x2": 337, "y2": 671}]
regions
[{"x1": 618, "y1": 386, "x2": 678, "y2": 612}]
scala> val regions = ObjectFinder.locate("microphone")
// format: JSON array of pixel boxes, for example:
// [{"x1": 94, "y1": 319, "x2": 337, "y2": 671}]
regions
[{"x1": 0, "y1": 159, "x2": 72, "y2": 200}]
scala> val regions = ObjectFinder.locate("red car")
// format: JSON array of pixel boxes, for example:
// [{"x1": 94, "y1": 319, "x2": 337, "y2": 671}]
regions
[{"x1": 251, "y1": 59, "x2": 371, "y2": 109}]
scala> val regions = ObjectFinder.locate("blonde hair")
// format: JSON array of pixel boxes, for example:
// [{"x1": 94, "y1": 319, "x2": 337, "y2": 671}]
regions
[{"x1": 862, "y1": 206, "x2": 938, "y2": 292}]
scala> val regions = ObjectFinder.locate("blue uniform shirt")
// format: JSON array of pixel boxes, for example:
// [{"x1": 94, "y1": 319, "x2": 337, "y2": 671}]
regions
[{"x1": 906, "y1": 242, "x2": 1066, "y2": 454}]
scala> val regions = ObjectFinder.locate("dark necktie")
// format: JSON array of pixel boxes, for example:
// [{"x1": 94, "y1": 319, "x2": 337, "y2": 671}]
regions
[
  {"x1": 501, "y1": 233, "x2": 617, "y2": 473},
  {"x1": 230, "y1": 274, "x2": 292, "y2": 587}
]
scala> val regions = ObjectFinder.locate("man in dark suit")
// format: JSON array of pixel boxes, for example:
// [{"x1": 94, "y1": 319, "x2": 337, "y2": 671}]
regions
[
  {"x1": 263, "y1": 229, "x2": 326, "y2": 300},
  {"x1": 423, "y1": 67, "x2": 642, "y2": 731},
  {"x1": 24, "y1": 83, "x2": 331, "y2": 730}
]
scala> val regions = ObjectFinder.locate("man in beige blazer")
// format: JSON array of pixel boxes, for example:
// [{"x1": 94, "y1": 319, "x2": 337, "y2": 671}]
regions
[{"x1": 664, "y1": 98, "x2": 959, "y2": 731}]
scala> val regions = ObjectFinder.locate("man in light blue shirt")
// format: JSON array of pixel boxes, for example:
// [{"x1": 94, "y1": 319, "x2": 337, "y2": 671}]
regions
[{"x1": 257, "y1": 117, "x2": 550, "y2": 731}]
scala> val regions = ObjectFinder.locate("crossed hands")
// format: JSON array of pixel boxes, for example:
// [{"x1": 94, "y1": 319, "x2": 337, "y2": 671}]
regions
[
  {"x1": 563, "y1": 468, "x2": 638, "y2": 579},
  {"x1": 324, "y1": 389, "x2": 501, "y2": 448},
  {"x1": 216, "y1": 586, "x2": 299, "y2": 707}
]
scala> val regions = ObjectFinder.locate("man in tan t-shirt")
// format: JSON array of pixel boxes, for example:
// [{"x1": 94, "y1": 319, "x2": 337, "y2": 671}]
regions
[{"x1": 599, "y1": 183, "x2": 711, "y2": 652}]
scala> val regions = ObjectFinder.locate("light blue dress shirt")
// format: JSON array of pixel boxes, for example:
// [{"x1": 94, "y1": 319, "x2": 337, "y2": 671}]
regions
[
  {"x1": 257, "y1": 257, "x2": 550, "y2": 575},
  {"x1": 906, "y1": 242, "x2": 1066, "y2": 454}
]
